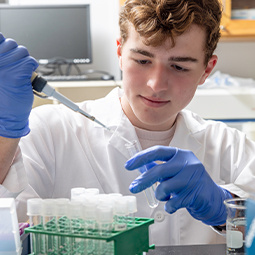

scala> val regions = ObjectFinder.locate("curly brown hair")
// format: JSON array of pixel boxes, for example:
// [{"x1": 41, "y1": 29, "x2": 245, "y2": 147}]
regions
[{"x1": 119, "y1": 0, "x2": 223, "y2": 65}]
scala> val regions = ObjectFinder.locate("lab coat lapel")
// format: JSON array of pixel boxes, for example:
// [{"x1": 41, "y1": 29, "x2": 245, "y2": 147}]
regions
[
  {"x1": 91, "y1": 87, "x2": 138, "y2": 159},
  {"x1": 108, "y1": 114, "x2": 138, "y2": 159},
  {"x1": 170, "y1": 110, "x2": 203, "y2": 156}
]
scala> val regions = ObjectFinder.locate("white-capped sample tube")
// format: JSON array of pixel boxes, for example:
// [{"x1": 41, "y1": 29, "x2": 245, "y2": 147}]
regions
[
  {"x1": 68, "y1": 201, "x2": 84, "y2": 234},
  {"x1": 123, "y1": 195, "x2": 137, "y2": 227},
  {"x1": 125, "y1": 140, "x2": 159, "y2": 208},
  {"x1": 55, "y1": 199, "x2": 70, "y2": 254},
  {"x1": 97, "y1": 204, "x2": 114, "y2": 236},
  {"x1": 71, "y1": 187, "x2": 87, "y2": 202},
  {"x1": 68, "y1": 201, "x2": 85, "y2": 253},
  {"x1": 42, "y1": 199, "x2": 58, "y2": 254},
  {"x1": 83, "y1": 199, "x2": 98, "y2": 255},
  {"x1": 97, "y1": 204, "x2": 114, "y2": 254},
  {"x1": 55, "y1": 199, "x2": 70, "y2": 224},
  {"x1": 27, "y1": 198, "x2": 43, "y2": 254},
  {"x1": 114, "y1": 197, "x2": 128, "y2": 231},
  {"x1": 83, "y1": 198, "x2": 98, "y2": 234},
  {"x1": 85, "y1": 188, "x2": 100, "y2": 196}
]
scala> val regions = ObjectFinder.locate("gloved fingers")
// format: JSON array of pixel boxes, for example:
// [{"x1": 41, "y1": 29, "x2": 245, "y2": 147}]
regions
[
  {"x1": 0, "y1": 38, "x2": 18, "y2": 55},
  {"x1": 129, "y1": 174, "x2": 155, "y2": 194},
  {"x1": 137, "y1": 161, "x2": 157, "y2": 173},
  {"x1": 0, "y1": 45, "x2": 30, "y2": 68},
  {"x1": 13, "y1": 56, "x2": 39, "y2": 77},
  {"x1": 128, "y1": 150, "x2": 191, "y2": 193},
  {"x1": 154, "y1": 159, "x2": 205, "y2": 202},
  {"x1": 155, "y1": 175, "x2": 186, "y2": 201},
  {"x1": 164, "y1": 195, "x2": 186, "y2": 214},
  {"x1": 0, "y1": 33, "x2": 5, "y2": 44},
  {"x1": 129, "y1": 161, "x2": 179, "y2": 193},
  {"x1": 125, "y1": 146, "x2": 178, "y2": 170}
]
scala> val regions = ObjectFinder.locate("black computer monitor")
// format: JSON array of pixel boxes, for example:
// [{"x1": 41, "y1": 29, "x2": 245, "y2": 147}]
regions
[{"x1": 0, "y1": 4, "x2": 92, "y2": 64}]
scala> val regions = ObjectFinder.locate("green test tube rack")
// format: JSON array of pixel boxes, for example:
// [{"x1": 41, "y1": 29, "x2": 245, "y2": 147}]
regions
[{"x1": 25, "y1": 217, "x2": 155, "y2": 255}]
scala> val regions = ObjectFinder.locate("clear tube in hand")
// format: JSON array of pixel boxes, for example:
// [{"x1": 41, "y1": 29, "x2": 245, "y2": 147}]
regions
[{"x1": 125, "y1": 140, "x2": 159, "y2": 208}]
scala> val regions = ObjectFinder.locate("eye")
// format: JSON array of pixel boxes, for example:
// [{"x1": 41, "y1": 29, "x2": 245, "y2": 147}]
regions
[
  {"x1": 172, "y1": 64, "x2": 188, "y2": 72},
  {"x1": 135, "y1": 59, "x2": 151, "y2": 65}
]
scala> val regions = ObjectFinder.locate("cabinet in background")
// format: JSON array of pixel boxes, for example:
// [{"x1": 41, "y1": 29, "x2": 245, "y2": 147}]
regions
[{"x1": 220, "y1": 0, "x2": 255, "y2": 38}]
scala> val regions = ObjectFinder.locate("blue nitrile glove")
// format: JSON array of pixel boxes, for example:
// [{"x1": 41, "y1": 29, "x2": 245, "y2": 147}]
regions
[
  {"x1": 0, "y1": 33, "x2": 38, "y2": 138},
  {"x1": 125, "y1": 146, "x2": 232, "y2": 226}
]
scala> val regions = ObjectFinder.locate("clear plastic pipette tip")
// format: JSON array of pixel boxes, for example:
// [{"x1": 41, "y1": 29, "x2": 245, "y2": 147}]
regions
[{"x1": 78, "y1": 108, "x2": 132, "y2": 144}]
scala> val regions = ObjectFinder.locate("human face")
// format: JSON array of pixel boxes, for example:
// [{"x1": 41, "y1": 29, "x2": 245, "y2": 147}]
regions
[{"x1": 117, "y1": 24, "x2": 217, "y2": 131}]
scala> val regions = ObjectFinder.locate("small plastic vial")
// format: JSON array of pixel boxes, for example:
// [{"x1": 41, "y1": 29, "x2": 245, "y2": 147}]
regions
[
  {"x1": 71, "y1": 187, "x2": 87, "y2": 202},
  {"x1": 85, "y1": 188, "x2": 100, "y2": 196},
  {"x1": 83, "y1": 199, "x2": 98, "y2": 255},
  {"x1": 97, "y1": 204, "x2": 114, "y2": 236},
  {"x1": 55, "y1": 199, "x2": 70, "y2": 254},
  {"x1": 42, "y1": 199, "x2": 58, "y2": 254},
  {"x1": 97, "y1": 204, "x2": 114, "y2": 255},
  {"x1": 123, "y1": 195, "x2": 137, "y2": 227},
  {"x1": 68, "y1": 201, "x2": 85, "y2": 253},
  {"x1": 125, "y1": 140, "x2": 159, "y2": 208},
  {"x1": 113, "y1": 197, "x2": 128, "y2": 231},
  {"x1": 27, "y1": 198, "x2": 43, "y2": 254},
  {"x1": 68, "y1": 201, "x2": 84, "y2": 234}
]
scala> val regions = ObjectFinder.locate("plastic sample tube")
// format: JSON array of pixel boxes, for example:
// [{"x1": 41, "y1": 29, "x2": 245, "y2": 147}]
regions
[
  {"x1": 71, "y1": 187, "x2": 87, "y2": 201},
  {"x1": 114, "y1": 197, "x2": 128, "y2": 231},
  {"x1": 85, "y1": 188, "x2": 100, "y2": 196},
  {"x1": 55, "y1": 199, "x2": 70, "y2": 254},
  {"x1": 68, "y1": 201, "x2": 86, "y2": 253},
  {"x1": 123, "y1": 196, "x2": 137, "y2": 227},
  {"x1": 83, "y1": 199, "x2": 98, "y2": 255},
  {"x1": 42, "y1": 199, "x2": 58, "y2": 254},
  {"x1": 27, "y1": 198, "x2": 43, "y2": 254},
  {"x1": 97, "y1": 204, "x2": 114, "y2": 236},
  {"x1": 97, "y1": 204, "x2": 114, "y2": 255},
  {"x1": 125, "y1": 140, "x2": 159, "y2": 209}
]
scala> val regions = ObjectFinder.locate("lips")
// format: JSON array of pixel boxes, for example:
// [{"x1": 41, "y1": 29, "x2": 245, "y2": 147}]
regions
[{"x1": 140, "y1": 95, "x2": 170, "y2": 108}]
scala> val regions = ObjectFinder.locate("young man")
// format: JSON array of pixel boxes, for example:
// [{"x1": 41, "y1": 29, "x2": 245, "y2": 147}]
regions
[{"x1": 0, "y1": 0, "x2": 254, "y2": 246}]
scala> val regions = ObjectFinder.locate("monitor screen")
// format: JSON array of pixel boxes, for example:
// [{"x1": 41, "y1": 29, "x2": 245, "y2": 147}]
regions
[{"x1": 0, "y1": 4, "x2": 92, "y2": 64}]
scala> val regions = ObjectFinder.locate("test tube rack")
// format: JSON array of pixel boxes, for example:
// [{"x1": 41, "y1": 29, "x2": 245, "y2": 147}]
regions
[{"x1": 25, "y1": 217, "x2": 155, "y2": 255}]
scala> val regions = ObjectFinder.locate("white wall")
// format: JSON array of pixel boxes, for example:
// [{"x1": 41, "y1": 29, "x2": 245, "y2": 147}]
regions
[
  {"x1": 9, "y1": 0, "x2": 122, "y2": 80},
  {"x1": 215, "y1": 40, "x2": 255, "y2": 80}
]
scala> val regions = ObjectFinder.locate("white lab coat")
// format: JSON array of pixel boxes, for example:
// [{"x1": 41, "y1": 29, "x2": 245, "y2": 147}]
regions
[{"x1": 1, "y1": 87, "x2": 255, "y2": 246}]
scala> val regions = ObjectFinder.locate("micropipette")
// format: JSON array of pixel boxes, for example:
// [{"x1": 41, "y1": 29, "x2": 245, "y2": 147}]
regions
[
  {"x1": 31, "y1": 72, "x2": 131, "y2": 144},
  {"x1": 32, "y1": 73, "x2": 109, "y2": 129}
]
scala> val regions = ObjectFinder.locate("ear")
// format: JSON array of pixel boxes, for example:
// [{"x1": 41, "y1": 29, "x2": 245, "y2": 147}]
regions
[
  {"x1": 198, "y1": 55, "x2": 218, "y2": 85},
  {"x1": 116, "y1": 37, "x2": 123, "y2": 70}
]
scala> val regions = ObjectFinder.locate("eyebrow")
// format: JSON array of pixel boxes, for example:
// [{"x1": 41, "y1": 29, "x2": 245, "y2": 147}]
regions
[
  {"x1": 169, "y1": 56, "x2": 198, "y2": 63},
  {"x1": 130, "y1": 48, "x2": 198, "y2": 63},
  {"x1": 130, "y1": 48, "x2": 154, "y2": 58}
]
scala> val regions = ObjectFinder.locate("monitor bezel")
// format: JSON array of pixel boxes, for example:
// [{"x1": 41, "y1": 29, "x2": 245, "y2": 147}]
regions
[{"x1": 0, "y1": 4, "x2": 92, "y2": 64}]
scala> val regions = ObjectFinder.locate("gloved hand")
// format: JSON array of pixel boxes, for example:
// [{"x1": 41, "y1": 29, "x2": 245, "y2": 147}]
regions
[
  {"x1": 125, "y1": 146, "x2": 232, "y2": 226},
  {"x1": 0, "y1": 33, "x2": 38, "y2": 138}
]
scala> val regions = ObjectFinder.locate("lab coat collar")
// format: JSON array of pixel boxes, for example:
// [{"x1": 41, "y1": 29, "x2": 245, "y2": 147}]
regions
[
  {"x1": 170, "y1": 110, "x2": 204, "y2": 155},
  {"x1": 91, "y1": 88, "x2": 138, "y2": 159}
]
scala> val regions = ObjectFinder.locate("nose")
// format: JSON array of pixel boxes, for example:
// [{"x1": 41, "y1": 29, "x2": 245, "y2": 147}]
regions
[{"x1": 146, "y1": 65, "x2": 169, "y2": 93}]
